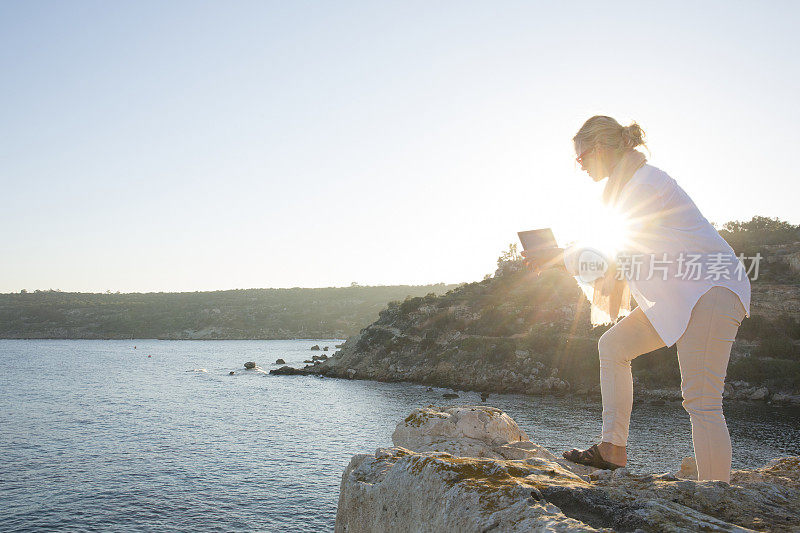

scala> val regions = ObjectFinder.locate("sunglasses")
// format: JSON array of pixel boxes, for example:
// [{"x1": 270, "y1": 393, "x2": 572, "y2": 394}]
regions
[{"x1": 575, "y1": 146, "x2": 597, "y2": 166}]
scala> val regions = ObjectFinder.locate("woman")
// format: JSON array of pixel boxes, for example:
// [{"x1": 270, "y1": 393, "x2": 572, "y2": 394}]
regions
[{"x1": 524, "y1": 116, "x2": 751, "y2": 482}]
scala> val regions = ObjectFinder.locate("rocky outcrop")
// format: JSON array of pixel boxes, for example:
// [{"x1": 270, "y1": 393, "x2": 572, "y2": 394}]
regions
[
  {"x1": 294, "y1": 261, "x2": 800, "y2": 401},
  {"x1": 306, "y1": 267, "x2": 590, "y2": 395},
  {"x1": 335, "y1": 406, "x2": 800, "y2": 532},
  {"x1": 391, "y1": 406, "x2": 564, "y2": 465}
]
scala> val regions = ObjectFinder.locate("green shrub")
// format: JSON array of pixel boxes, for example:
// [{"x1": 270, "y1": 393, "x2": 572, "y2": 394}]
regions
[
  {"x1": 718, "y1": 216, "x2": 800, "y2": 253},
  {"x1": 519, "y1": 324, "x2": 562, "y2": 355},
  {"x1": 739, "y1": 313, "x2": 800, "y2": 342},
  {"x1": 774, "y1": 314, "x2": 800, "y2": 340},
  {"x1": 728, "y1": 358, "x2": 800, "y2": 389},
  {"x1": 484, "y1": 338, "x2": 517, "y2": 363},
  {"x1": 387, "y1": 335, "x2": 414, "y2": 351},
  {"x1": 753, "y1": 335, "x2": 799, "y2": 360},
  {"x1": 466, "y1": 307, "x2": 517, "y2": 337},
  {"x1": 738, "y1": 315, "x2": 776, "y2": 340},
  {"x1": 455, "y1": 337, "x2": 515, "y2": 363},
  {"x1": 355, "y1": 327, "x2": 394, "y2": 351},
  {"x1": 425, "y1": 310, "x2": 458, "y2": 333},
  {"x1": 399, "y1": 296, "x2": 424, "y2": 315},
  {"x1": 419, "y1": 331, "x2": 437, "y2": 351}
]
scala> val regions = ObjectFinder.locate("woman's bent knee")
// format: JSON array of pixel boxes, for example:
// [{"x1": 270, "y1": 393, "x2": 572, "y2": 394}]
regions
[
  {"x1": 597, "y1": 332, "x2": 615, "y2": 360},
  {"x1": 598, "y1": 329, "x2": 627, "y2": 362}
]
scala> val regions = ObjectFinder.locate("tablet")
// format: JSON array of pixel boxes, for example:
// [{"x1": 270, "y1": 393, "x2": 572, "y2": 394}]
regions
[{"x1": 517, "y1": 228, "x2": 557, "y2": 252}]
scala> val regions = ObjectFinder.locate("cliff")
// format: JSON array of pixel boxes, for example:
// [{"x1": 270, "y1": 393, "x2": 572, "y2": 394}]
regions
[
  {"x1": 293, "y1": 253, "x2": 800, "y2": 402},
  {"x1": 335, "y1": 406, "x2": 800, "y2": 532}
]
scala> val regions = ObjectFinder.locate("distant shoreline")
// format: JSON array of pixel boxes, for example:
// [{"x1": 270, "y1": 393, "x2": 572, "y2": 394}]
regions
[
  {"x1": 0, "y1": 283, "x2": 457, "y2": 341},
  {"x1": 0, "y1": 336, "x2": 346, "y2": 341}
]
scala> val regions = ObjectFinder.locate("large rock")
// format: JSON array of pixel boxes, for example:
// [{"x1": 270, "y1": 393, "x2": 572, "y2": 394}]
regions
[
  {"x1": 336, "y1": 448, "x2": 595, "y2": 532},
  {"x1": 335, "y1": 406, "x2": 800, "y2": 532},
  {"x1": 392, "y1": 406, "x2": 556, "y2": 463}
]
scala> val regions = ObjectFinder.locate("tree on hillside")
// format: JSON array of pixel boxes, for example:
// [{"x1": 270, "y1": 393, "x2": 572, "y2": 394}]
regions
[
  {"x1": 497, "y1": 243, "x2": 522, "y2": 267},
  {"x1": 718, "y1": 216, "x2": 800, "y2": 253}
]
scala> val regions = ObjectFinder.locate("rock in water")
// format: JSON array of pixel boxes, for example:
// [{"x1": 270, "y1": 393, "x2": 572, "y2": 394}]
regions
[
  {"x1": 244, "y1": 361, "x2": 256, "y2": 369},
  {"x1": 442, "y1": 393, "x2": 459, "y2": 399},
  {"x1": 335, "y1": 406, "x2": 800, "y2": 532},
  {"x1": 269, "y1": 365, "x2": 312, "y2": 376},
  {"x1": 310, "y1": 345, "x2": 321, "y2": 351},
  {"x1": 275, "y1": 358, "x2": 286, "y2": 365}
]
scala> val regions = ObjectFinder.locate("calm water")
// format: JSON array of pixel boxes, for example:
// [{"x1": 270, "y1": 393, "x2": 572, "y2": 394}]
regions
[{"x1": 1, "y1": 340, "x2": 799, "y2": 532}]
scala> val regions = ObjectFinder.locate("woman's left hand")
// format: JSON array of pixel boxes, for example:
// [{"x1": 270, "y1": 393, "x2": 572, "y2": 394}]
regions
[{"x1": 521, "y1": 248, "x2": 565, "y2": 276}]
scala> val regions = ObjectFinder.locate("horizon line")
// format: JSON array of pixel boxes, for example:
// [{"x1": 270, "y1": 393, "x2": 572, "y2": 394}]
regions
[{"x1": 1, "y1": 280, "x2": 471, "y2": 297}]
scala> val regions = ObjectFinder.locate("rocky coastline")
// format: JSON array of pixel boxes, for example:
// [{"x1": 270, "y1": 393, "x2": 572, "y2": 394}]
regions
[
  {"x1": 273, "y1": 360, "x2": 800, "y2": 406},
  {"x1": 334, "y1": 406, "x2": 800, "y2": 532},
  {"x1": 274, "y1": 255, "x2": 800, "y2": 405}
]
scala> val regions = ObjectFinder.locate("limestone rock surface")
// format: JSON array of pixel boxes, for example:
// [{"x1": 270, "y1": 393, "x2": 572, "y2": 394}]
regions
[
  {"x1": 391, "y1": 406, "x2": 592, "y2": 475},
  {"x1": 336, "y1": 406, "x2": 800, "y2": 532}
]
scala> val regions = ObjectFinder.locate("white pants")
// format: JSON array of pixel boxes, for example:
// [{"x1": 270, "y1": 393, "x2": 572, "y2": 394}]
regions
[{"x1": 597, "y1": 286, "x2": 746, "y2": 482}]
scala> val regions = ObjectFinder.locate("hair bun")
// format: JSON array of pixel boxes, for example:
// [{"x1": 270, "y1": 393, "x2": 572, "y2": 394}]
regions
[
  {"x1": 573, "y1": 116, "x2": 648, "y2": 153},
  {"x1": 622, "y1": 122, "x2": 645, "y2": 148}
]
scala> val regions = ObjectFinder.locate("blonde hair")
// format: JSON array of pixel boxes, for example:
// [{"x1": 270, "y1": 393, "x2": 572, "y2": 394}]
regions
[{"x1": 574, "y1": 116, "x2": 646, "y2": 153}]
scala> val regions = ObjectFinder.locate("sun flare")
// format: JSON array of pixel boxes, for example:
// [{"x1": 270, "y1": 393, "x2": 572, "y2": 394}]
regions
[{"x1": 564, "y1": 204, "x2": 630, "y2": 258}]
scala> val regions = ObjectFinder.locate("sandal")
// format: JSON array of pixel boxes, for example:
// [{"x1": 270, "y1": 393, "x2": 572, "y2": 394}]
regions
[{"x1": 562, "y1": 444, "x2": 624, "y2": 470}]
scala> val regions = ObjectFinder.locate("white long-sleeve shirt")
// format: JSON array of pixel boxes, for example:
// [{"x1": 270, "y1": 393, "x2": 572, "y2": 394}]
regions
[{"x1": 569, "y1": 163, "x2": 751, "y2": 347}]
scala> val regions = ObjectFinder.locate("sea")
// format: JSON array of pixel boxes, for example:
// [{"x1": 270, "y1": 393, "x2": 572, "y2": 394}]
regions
[{"x1": 1, "y1": 339, "x2": 799, "y2": 532}]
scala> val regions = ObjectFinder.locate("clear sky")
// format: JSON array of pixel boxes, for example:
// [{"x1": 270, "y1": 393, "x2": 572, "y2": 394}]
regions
[{"x1": 2, "y1": 1, "x2": 798, "y2": 293}]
